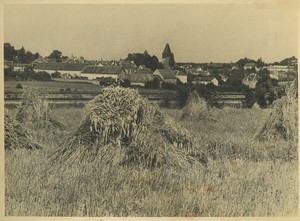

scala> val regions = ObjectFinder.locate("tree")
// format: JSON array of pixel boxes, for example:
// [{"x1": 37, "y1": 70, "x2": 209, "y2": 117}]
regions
[
  {"x1": 145, "y1": 77, "x2": 161, "y2": 89},
  {"x1": 126, "y1": 52, "x2": 162, "y2": 71},
  {"x1": 16, "y1": 46, "x2": 26, "y2": 63},
  {"x1": 226, "y1": 68, "x2": 245, "y2": 87},
  {"x1": 256, "y1": 57, "x2": 265, "y2": 68},
  {"x1": 4, "y1": 43, "x2": 17, "y2": 61},
  {"x1": 244, "y1": 88, "x2": 256, "y2": 108},
  {"x1": 47, "y1": 50, "x2": 64, "y2": 62},
  {"x1": 176, "y1": 84, "x2": 192, "y2": 108},
  {"x1": 236, "y1": 57, "x2": 256, "y2": 68},
  {"x1": 255, "y1": 69, "x2": 278, "y2": 107},
  {"x1": 279, "y1": 56, "x2": 296, "y2": 65}
]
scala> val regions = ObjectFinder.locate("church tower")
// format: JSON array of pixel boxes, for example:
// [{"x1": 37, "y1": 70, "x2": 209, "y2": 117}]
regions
[{"x1": 162, "y1": 43, "x2": 175, "y2": 69}]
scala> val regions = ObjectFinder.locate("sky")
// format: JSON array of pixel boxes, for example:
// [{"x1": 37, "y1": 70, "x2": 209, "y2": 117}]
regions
[{"x1": 4, "y1": 3, "x2": 298, "y2": 63}]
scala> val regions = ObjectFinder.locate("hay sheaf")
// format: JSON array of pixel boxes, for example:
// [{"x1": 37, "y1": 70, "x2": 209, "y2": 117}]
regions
[
  {"x1": 256, "y1": 81, "x2": 298, "y2": 141},
  {"x1": 5, "y1": 114, "x2": 42, "y2": 150},
  {"x1": 181, "y1": 91, "x2": 216, "y2": 121},
  {"x1": 16, "y1": 89, "x2": 65, "y2": 131},
  {"x1": 50, "y1": 86, "x2": 207, "y2": 169}
]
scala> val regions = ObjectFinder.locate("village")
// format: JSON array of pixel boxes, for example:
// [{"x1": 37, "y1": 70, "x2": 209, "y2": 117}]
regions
[
  {"x1": 4, "y1": 42, "x2": 298, "y2": 108},
  {"x1": 3, "y1": 2, "x2": 299, "y2": 217}
]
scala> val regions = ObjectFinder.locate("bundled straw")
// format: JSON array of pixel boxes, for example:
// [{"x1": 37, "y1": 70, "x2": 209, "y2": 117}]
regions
[
  {"x1": 5, "y1": 114, "x2": 42, "y2": 150},
  {"x1": 16, "y1": 89, "x2": 65, "y2": 131},
  {"x1": 256, "y1": 80, "x2": 298, "y2": 141},
  {"x1": 50, "y1": 86, "x2": 207, "y2": 169},
  {"x1": 251, "y1": 102, "x2": 261, "y2": 110},
  {"x1": 181, "y1": 91, "x2": 216, "y2": 121}
]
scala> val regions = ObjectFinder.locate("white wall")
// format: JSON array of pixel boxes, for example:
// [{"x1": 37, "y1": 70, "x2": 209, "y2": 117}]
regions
[
  {"x1": 176, "y1": 75, "x2": 187, "y2": 83},
  {"x1": 81, "y1": 73, "x2": 119, "y2": 80}
]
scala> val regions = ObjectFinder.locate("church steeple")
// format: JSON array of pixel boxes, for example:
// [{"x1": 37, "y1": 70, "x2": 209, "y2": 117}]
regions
[
  {"x1": 162, "y1": 43, "x2": 176, "y2": 69},
  {"x1": 162, "y1": 43, "x2": 172, "y2": 58}
]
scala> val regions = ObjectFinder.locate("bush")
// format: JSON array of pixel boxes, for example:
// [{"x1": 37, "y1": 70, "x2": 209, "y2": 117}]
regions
[
  {"x1": 161, "y1": 82, "x2": 177, "y2": 90},
  {"x1": 98, "y1": 77, "x2": 116, "y2": 86},
  {"x1": 145, "y1": 77, "x2": 160, "y2": 89},
  {"x1": 16, "y1": 83, "x2": 23, "y2": 89},
  {"x1": 51, "y1": 71, "x2": 61, "y2": 78},
  {"x1": 120, "y1": 79, "x2": 131, "y2": 88}
]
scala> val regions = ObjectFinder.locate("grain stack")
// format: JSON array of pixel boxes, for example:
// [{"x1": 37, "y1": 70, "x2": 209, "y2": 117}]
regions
[
  {"x1": 50, "y1": 86, "x2": 207, "y2": 169},
  {"x1": 16, "y1": 89, "x2": 64, "y2": 131},
  {"x1": 5, "y1": 114, "x2": 42, "y2": 150},
  {"x1": 181, "y1": 91, "x2": 215, "y2": 121},
  {"x1": 256, "y1": 80, "x2": 297, "y2": 141}
]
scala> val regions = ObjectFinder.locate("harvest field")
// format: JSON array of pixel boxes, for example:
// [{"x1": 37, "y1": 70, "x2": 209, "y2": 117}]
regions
[{"x1": 5, "y1": 101, "x2": 298, "y2": 216}]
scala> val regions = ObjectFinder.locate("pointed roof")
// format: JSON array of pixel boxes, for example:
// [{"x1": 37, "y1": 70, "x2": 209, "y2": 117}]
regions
[{"x1": 163, "y1": 43, "x2": 172, "y2": 56}]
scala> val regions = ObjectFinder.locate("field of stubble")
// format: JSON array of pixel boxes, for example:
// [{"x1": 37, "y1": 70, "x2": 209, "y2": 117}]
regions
[{"x1": 5, "y1": 107, "x2": 298, "y2": 216}]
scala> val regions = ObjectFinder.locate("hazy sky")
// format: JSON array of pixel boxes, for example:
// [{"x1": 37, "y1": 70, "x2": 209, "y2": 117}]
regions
[{"x1": 4, "y1": 3, "x2": 298, "y2": 63}]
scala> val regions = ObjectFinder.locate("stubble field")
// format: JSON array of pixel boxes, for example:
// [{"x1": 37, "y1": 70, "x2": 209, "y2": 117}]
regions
[{"x1": 5, "y1": 106, "x2": 298, "y2": 216}]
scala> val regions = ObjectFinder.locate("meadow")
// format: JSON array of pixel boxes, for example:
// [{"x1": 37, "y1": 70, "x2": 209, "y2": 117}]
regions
[{"x1": 5, "y1": 106, "x2": 298, "y2": 216}]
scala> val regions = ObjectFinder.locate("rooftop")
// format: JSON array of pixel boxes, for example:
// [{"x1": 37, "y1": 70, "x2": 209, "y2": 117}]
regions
[{"x1": 82, "y1": 66, "x2": 125, "y2": 74}]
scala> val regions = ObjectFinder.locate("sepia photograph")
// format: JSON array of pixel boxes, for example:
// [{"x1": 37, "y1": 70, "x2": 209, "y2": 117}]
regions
[{"x1": 1, "y1": 0, "x2": 299, "y2": 219}]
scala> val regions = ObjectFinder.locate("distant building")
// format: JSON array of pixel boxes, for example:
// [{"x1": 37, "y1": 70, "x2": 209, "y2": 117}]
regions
[
  {"x1": 231, "y1": 65, "x2": 239, "y2": 70},
  {"x1": 33, "y1": 62, "x2": 86, "y2": 77},
  {"x1": 63, "y1": 55, "x2": 85, "y2": 64},
  {"x1": 243, "y1": 73, "x2": 260, "y2": 89},
  {"x1": 81, "y1": 66, "x2": 126, "y2": 80},
  {"x1": 266, "y1": 65, "x2": 294, "y2": 73},
  {"x1": 192, "y1": 76, "x2": 219, "y2": 86},
  {"x1": 133, "y1": 68, "x2": 153, "y2": 75},
  {"x1": 288, "y1": 57, "x2": 298, "y2": 68},
  {"x1": 120, "y1": 60, "x2": 138, "y2": 74},
  {"x1": 216, "y1": 92, "x2": 246, "y2": 108},
  {"x1": 12, "y1": 63, "x2": 33, "y2": 72},
  {"x1": 244, "y1": 63, "x2": 256, "y2": 70},
  {"x1": 32, "y1": 55, "x2": 49, "y2": 64},
  {"x1": 153, "y1": 69, "x2": 177, "y2": 84},
  {"x1": 161, "y1": 43, "x2": 176, "y2": 69},
  {"x1": 119, "y1": 70, "x2": 154, "y2": 87},
  {"x1": 4, "y1": 60, "x2": 13, "y2": 69},
  {"x1": 173, "y1": 70, "x2": 187, "y2": 83}
]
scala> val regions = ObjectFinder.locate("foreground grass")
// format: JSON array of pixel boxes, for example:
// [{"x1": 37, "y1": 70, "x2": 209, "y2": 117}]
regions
[{"x1": 5, "y1": 107, "x2": 299, "y2": 216}]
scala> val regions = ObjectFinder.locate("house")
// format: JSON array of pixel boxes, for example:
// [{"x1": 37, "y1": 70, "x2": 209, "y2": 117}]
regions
[
  {"x1": 153, "y1": 69, "x2": 177, "y2": 84},
  {"x1": 12, "y1": 63, "x2": 33, "y2": 72},
  {"x1": 173, "y1": 70, "x2": 188, "y2": 83},
  {"x1": 231, "y1": 65, "x2": 239, "y2": 70},
  {"x1": 119, "y1": 71, "x2": 154, "y2": 87},
  {"x1": 120, "y1": 60, "x2": 138, "y2": 74},
  {"x1": 4, "y1": 60, "x2": 13, "y2": 69},
  {"x1": 243, "y1": 73, "x2": 260, "y2": 89},
  {"x1": 244, "y1": 63, "x2": 256, "y2": 70},
  {"x1": 192, "y1": 76, "x2": 219, "y2": 86},
  {"x1": 134, "y1": 68, "x2": 153, "y2": 75},
  {"x1": 81, "y1": 66, "x2": 126, "y2": 80},
  {"x1": 216, "y1": 92, "x2": 246, "y2": 108},
  {"x1": 196, "y1": 66, "x2": 204, "y2": 72},
  {"x1": 32, "y1": 55, "x2": 49, "y2": 64},
  {"x1": 266, "y1": 65, "x2": 294, "y2": 73},
  {"x1": 33, "y1": 62, "x2": 86, "y2": 77},
  {"x1": 63, "y1": 55, "x2": 85, "y2": 64}
]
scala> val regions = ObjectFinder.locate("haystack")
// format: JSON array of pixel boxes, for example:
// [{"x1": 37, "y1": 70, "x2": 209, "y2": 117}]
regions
[
  {"x1": 181, "y1": 91, "x2": 216, "y2": 121},
  {"x1": 16, "y1": 89, "x2": 65, "y2": 131},
  {"x1": 252, "y1": 102, "x2": 261, "y2": 110},
  {"x1": 50, "y1": 87, "x2": 207, "y2": 169},
  {"x1": 256, "y1": 81, "x2": 298, "y2": 141},
  {"x1": 5, "y1": 114, "x2": 42, "y2": 150}
]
